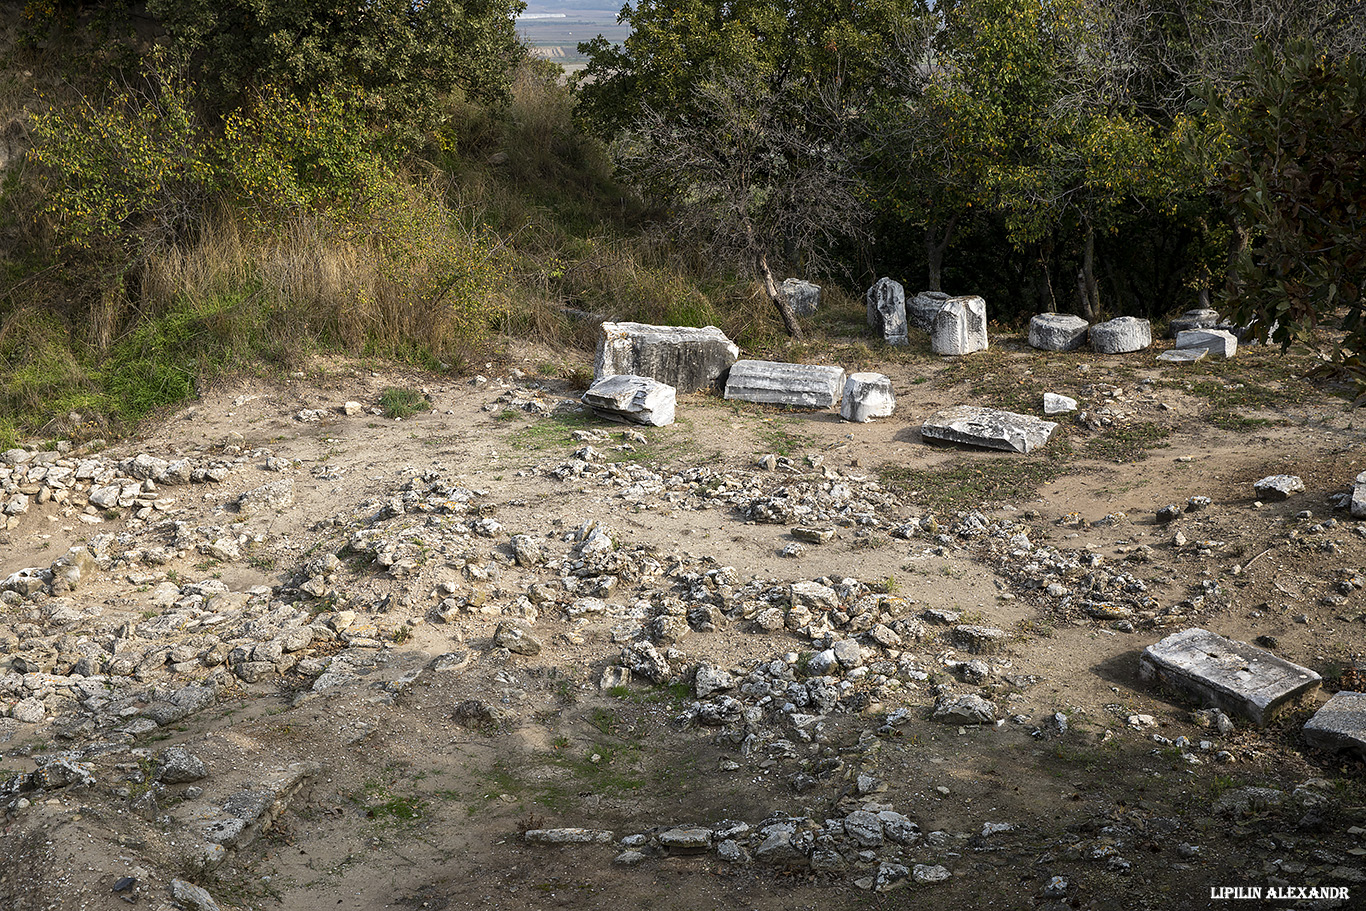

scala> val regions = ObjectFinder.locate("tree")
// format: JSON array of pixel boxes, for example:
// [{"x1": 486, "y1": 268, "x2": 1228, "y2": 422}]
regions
[
  {"x1": 914, "y1": 0, "x2": 1205, "y2": 319},
  {"x1": 580, "y1": 0, "x2": 930, "y2": 336},
  {"x1": 615, "y1": 71, "x2": 868, "y2": 338},
  {"x1": 1210, "y1": 40, "x2": 1366, "y2": 393},
  {"x1": 147, "y1": 0, "x2": 526, "y2": 130}
]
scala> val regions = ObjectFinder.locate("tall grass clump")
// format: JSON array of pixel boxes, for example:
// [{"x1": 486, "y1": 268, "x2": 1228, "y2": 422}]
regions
[{"x1": 4, "y1": 56, "x2": 511, "y2": 438}]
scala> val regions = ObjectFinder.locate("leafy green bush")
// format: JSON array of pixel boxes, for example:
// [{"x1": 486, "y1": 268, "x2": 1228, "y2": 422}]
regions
[{"x1": 1212, "y1": 41, "x2": 1366, "y2": 396}]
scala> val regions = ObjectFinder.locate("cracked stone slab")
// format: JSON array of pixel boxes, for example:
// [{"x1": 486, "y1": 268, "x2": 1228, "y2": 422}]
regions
[
  {"x1": 724, "y1": 360, "x2": 845, "y2": 409},
  {"x1": 1303, "y1": 691, "x2": 1366, "y2": 758},
  {"x1": 920, "y1": 406, "x2": 1057, "y2": 454},
  {"x1": 1139, "y1": 628, "x2": 1321, "y2": 726},
  {"x1": 594, "y1": 322, "x2": 739, "y2": 393},
  {"x1": 582, "y1": 375, "x2": 676, "y2": 426}
]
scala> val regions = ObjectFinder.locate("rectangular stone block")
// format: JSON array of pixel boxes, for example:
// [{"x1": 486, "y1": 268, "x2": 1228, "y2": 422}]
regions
[
  {"x1": 1176, "y1": 328, "x2": 1238, "y2": 358},
  {"x1": 724, "y1": 360, "x2": 845, "y2": 408},
  {"x1": 594, "y1": 322, "x2": 739, "y2": 393},
  {"x1": 1303, "y1": 691, "x2": 1366, "y2": 758},
  {"x1": 1139, "y1": 628, "x2": 1321, "y2": 726},
  {"x1": 582, "y1": 375, "x2": 676, "y2": 426},
  {"x1": 921, "y1": 406, "x2": 1057, "y2": 454}
]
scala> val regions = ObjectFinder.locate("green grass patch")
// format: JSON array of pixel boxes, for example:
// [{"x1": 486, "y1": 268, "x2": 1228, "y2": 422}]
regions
[
  {"x1": 881, "y1": 443, "x2": 1074, "y2": 511},
  {"x1": 378, "y1": 387, "x2": 429, "y2": 419},
  {"x1": 1082, "y1": 421, "x2": 1171, "y2": 463}
]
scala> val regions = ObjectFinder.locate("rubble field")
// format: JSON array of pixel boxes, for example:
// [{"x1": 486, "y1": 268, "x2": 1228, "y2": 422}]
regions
[{"x1": 2, "y1": 335, "x2": 1364, "y2": 911}]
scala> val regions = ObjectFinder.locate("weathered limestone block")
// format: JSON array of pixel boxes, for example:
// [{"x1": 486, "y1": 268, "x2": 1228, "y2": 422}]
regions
[
  {"x1": 594, "y1": 322, "x2": 739, "y2": 393},
  {"x1": 1139, "y1": 627, "x2": 1321, "y2": 726},
  {"x1": 724, "y1": 360, "x2": 845, "y2": 408},
  {"x1": 1169, "y1": 309, "x2": 1221, "y2": 336},
  {"x1": 1303, "y1": 691, "x2": 1366, "y2": 758},
  {"x1": 930, "y1": 295, "x2": 988, "y2": 356},
  {"x1": 1028, "y1": 313, "x2": 1089, "y2": 351},
  {"x1": 907, "y1": 291, "x2": 950, "y2": 332},
  {"x1": 1090, "y1": 316, "x2": 1152, "y2": 354},
  {"x1": 780, "y1": 278, "x2": 821, "y2": 317},
  {"x1": 865, "y1": 278, "x2": 907, "y2": 346},
  {"x1": 1176, "y1": 328, "x2": 1238, "y2": 358},
  {"x1": 1352, "y1": 470, "x2": 1366, "y2": 519},
  {"x1": 582, "y1": 375, "x2": 676, "y2": 426},
  {"x1": 921, "y1": 406, "x2": 1058, "y2": 454},
  {"x1": 840, "y1": 373, "x2": 896, "y2": 422}
]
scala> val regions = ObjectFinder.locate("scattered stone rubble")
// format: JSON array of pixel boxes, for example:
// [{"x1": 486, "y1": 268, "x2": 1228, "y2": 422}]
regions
[{"x1": 2, "y1": 359, "x2": 1365, "y2": 907}]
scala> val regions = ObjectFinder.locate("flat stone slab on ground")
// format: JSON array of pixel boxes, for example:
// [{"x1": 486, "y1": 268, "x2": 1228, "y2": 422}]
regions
[
  {"x1": 1303, "y1": 691, "x2": 1366, "y2": 758},
  {"x1": 1156, "y1": 348, "x2": 1208, "y2": 364},
  {"x1": 921, "y1": 406, "x2": 1058, "y2": 454},
  {"x1": 582, "y1": 375, "x2": 676, "y2": 426},
  {"x1": 1028, "y1": 313, "x2": 1089, "y2": 351},
  {"x1": 1091, "y1": 316, "x2": 1152, "y2": 354},
  {"x1": 594, "y1": 322, "x2": 739, "y2": 393},
  {"x1": 1139, "y1": 627, "x2": 1321, "y2": 726},
  {"x1": 1176, "y1": 328, "x2": 1238, "y2": 358},
  {"x1": 841, "y1": 373, "x2": 895, "y2": 422},
  {"x1": 724, "y1": 360, "x2": 845, "y2": 408}
]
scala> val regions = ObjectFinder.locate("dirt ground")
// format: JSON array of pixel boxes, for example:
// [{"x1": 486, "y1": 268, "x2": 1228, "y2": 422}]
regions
[{"x1": 2, "y1": 327, "x2": 1364, "y2": 911}]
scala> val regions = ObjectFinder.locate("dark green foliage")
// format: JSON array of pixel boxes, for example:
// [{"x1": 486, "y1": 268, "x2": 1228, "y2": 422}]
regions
[
  {"x1": 147, "y1": 0, "x2": 526, "y2": 132},
  {"x1": 1212, "y1": 41, "x2": 1366, "y2": 392}
]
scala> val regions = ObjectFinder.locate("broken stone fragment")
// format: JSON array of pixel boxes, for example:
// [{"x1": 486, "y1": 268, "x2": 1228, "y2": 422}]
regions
[
  {"x1": 1156, "y1": 347, "x2": 1207, "y2": 364},
  {"x1": 1028, "y1": 313, "x2": 1089, "y2": 351},
  {"x1": 1169, "y1": 308, "x2": 1221, "y2": 335},
  {"x1": 582, "y1": 374, "x2": 676, "y2": 427},
  {"x1": 1302, "y1": 691, "x2": 1366, "y2": 759},
  {"x1": 1042, "y1": 393, "x2": 1077, "y2": 415},
  {"x1": 156, "y1": 746, "x2": 209, "y2": 784},
  {"x1": 1350, "y1": 470, "x2": 1366, "y2": 519},
  {"x1": 791, "y1": 526, "x2": 835, "y2": 544},
  {"x1": 921, "y1": 406, "x2": 1057, "y2": 454},
  {"x1": 1176, "y1": 328, "x2": 1238, "y2": 358},
  {"x1": 930, "y1": 295, "x2": 988, "y2": 356},
  {"x1": 594, "y1": 322, "x2": 739, "y2": 393},
  {"x1": 237, "y1": 479, "x2": 294, "y2": 512},
  {"x1": 1139, "y1": 627, "x2": 1321, "y2": 726},
  {"x1": 723, "y1": 360, "x2": 845, "y2": 409},
  {"x1": 493, "y1": 620, "x2": 542, "y2": 656},
  {"x1": 779, "y1": 278, "x2": 821, "y2": 317},
  {"x1": 524, "y1": 828, "x2": 616, "y2": 845},
  {"x1": 1253, "y1": 474, "x2": 1303, "y2": 501},
  {"x1": 907, "y1": 290, "x2": 950, "y2": 332},
  {"x1": 932, "y1": 693, "x2": 997, "y2": 724},
  {"x1": 865, "y1": 277, "x2": 908, "y2": 345},
  {"x1": 1090, "y1": 316, "x2": 1152, "y2": 354},
  {"x1": 840, "y1": 373, "x2": 895, "y2": 423}
]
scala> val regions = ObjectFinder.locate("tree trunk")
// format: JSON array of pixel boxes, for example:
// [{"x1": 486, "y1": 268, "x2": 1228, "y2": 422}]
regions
[
  {"x1": 743, "y1": 217, "x2": 803, "y2": 339},
  {"x1": 1224, "y1": 223, "x2": 1249, "y2": 299},
  {"x1": 1078, "y1": 220, "x2": 1100, "y2": 321},
  {"x1": 756, "y1": 248, "x2": 804, "y2": 340},
  {"x1": 924, "y1": 212, "x2": 961, "y2": 293}
]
